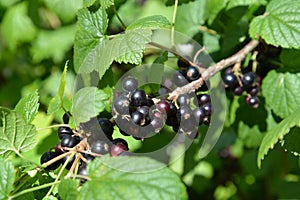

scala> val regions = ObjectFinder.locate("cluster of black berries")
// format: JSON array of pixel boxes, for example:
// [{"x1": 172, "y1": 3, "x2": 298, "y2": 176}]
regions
[
  {"x1": 40, "y1": 112, "x2": 129, "y2": 181},
  {"x1": 223, "y1": 70, "x2": 260, "y2": 108},
  {"x1": 112, "y1": 63, "x2": 211, "y2": 140}
]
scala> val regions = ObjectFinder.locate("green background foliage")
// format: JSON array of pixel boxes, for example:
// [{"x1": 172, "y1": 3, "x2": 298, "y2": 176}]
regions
[{"x1": 0, "y1": 0, "x2": 300, "y2": 199}]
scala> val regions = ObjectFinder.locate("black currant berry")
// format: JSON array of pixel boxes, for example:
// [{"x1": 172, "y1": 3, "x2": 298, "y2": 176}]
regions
[
  {"x1": 131, "y1": 111, "x2": 146, "y2": 126},
  {"x1": 111, "y1": 143, "x2": 128, "y2": 157},
  {"x1": 78, "y1": 163, "x2": 88, "y2": 183},
  {"x1": 151, "y1": 116, "x2": 164, "y2": 133},
  {"x1": 55, "y1": 142, "x2": 65, "y2": 155},
  {"x1": 83, "y1": 153, "x2": 95, "y2": 162},
  {"x1": 63, "y1": 112, "x2": 72, "y2": 124},
  {"x1": 245, "y1": 96, "x2": 259, "y2": 108},
  {"x1": 156, "y1": 100, "x2": 170, "y2": 113},
  {"x1": 197, "y1": 94, "x2": 210, "y2": 106},
  {"x1": 249, "y1": 86, "x2": 260, "y2": 96},
  {"x1": 177, "y1": 94, "x2": 190, "y2": 106},
  {"x1": 58, "y1": 127, "x2": 73, "y2": 140},
  {"x1": 131, "y1": 89, "x2": 147, "y2": 107},
  {"x1": 97, "y1": 118, "x2": 114, "y2": 140},
  {"x1": 91, "y1": 140, "x2": 110, "y2": 154},
  {"x1": 233, "y1": 86, "x2": 243, "y2": 96},
  {"x1": 192, "y1": 107, "x2": 206, "y2": 125},
  {"x1": 177, "y1": 57, "x2": 190, "y2": 69},
  {"x1": 177, "y1": 105, "x2": 192, "y2": 121},
  {"x1": 173, "y1": 70, "x2": 188, "y2": 87},
  {"x1": 223, "y1": 73, "x2": 238, "y2": 89},
  {"x1": 122, "y1": 76, "x2": 138, "y2": 92},
  {"x1": 186, "y1": 66, "x2": 200, "y2": 81},
  {"x1": 61, "y1": 135, "x2": 80, "y2": 148},
  {"x1": 202, "y1": 103, "x2": 212, "y2": 116},
  {"x1": 40, "y1": 151, "x2": 61, "y2": 170},
  {"x1": 112, "y1": 138, "x2": 129, "y2": 149},
  {"x1": 241, "y1": 72, "x2": 257, "y2": 88},
  {"x1": 113, "y1": 95, "x2": 130, "y2": 114}
]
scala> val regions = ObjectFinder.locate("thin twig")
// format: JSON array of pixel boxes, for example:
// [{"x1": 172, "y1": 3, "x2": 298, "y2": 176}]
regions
[
  {"x1": 168, "y1": 39, "x2": 260, "y2": 100},
  {"x1": 171, "y1": 0, "x2": 179, "y2": 47}
]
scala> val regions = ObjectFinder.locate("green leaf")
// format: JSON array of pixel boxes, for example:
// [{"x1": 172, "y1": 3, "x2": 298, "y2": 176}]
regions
[
  {"x1": 204, "y1": 0, "x2": 228, "y2": 25},
  {"x1": 1, "y1": 2, "x2": 37, "y2": 51},
  {"x1": 100, "y1": 0, "x2": 114, "y2": 9},
  {"x1": 44, "y1": 0, "x2": 83, "y2": 23},
  {"x1": 226, "y1": 0, "x2": 267, "y2": 10},
  {"x1": 238, "y1": 121, "x2": 264, "y2": 148},
  {"x1": 71, "y1": 87, "x2": 109, "y2": 125},
  {"x1": 31, "y1": 25, "x2": 77, "y2": 63},
  {"x1": 282, "y1": 127, "x2": 300, "y2": 156},
  {"x1": 48, "y1": 62, "x2": 68, "y2": 114},
  {"x1": 257, "y1": 109, "x2": 300, "y2": 168},
  {"x1": 262, "y1": 71, "x2": 300, "y2": 118},
  {"x1": 79, "y1": 156, "x2": 187, "y2": 200},
  {"x1": 114, "y1": 29, "x2": 152, "y2": 65},
  {"x1": 83, "y1": 0, "x2": 95, "y2": 7},
  {"x1": 280, "y1": 49, "x2": 300, "y2": 72},
  {"x1": 78, "y1": 29, "x2": 152, "y2": 79},
  {"x1": 165, "y1": 0, "x2": 195, "y2": 6},
  {"x1": 127, "y1": 15, "x2": 171, "y2": 30},
  {"x1": 14, "y1": 90, "x2": 39, "y2": 124},
  {"x1": 74, "y1": 8, "x2": 108, "y2": 72},
  {"x1": 0, "y1": 108, "x2": 37, "y2": 158},
  {"x1": 0, "y1": 158, "x2": 15, "y2": 200},
  {"x1": 175, "y1": 0, "x2": 206, "y2": 36},
  {"x1": 58, "y1": 179, "x2": 80, "y2": 200},
  {"x1": 249, "y1": 0, "x2": 300, "y2": 48}
]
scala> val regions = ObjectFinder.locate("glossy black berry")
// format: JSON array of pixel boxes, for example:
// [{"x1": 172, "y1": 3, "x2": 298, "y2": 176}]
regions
[
  {"x1": 131, "y1": 111, "x2": 146, "y2": 126},
  {"x1": 167, "y1": 102, "x2": 177, "y2": 117},
  {"x1": 55, "y1": 142, "x2": 65, "y2": 155},
  {"x1": 83, "y1": 153, "x2": 95, "y2": 162},
  {"x1": 249, "y1": 86, "x2": 260, "y2": 96},
  {"x1": 233, "y1": 86, "x2": 243, "y2": 96},
  {"x1": 58, "y1": 127, "x2": 73, "y2": 140},
  {"x1": 40, "y1": 151, "x2": 61, "y2": 170},
  {"x1": 177, "y1": 94, "x2": 190, "y2": 106},
  {"x1": 122, "y1": 76, "x2": 138, "y2": 92},
  {"x1": 202, "y1": 103, "x2": 212, "y2": 116},
  {"x1": 223, "y1": 73, "x2": 238, "y2": 89},
  {"x1": 177, "y1": 57, "x2": 190, "y2": 68},
  {"x1": 78, "y1": 163, "x2": 88, "y2": 183},
  {"x1": 241, "y1": 72, "x2": 257, "y2": 88},
  {"x1": 245, "y1": 96, "x2": 259, "y2": 108},
  {"x1": 61, "y1": 135, "x2": 80, "y2": 148},
  {"x1": 186, "y1": 66, "x2": 200, "y2": 81},
  {"x1": 151, "y1": 116, "x2": 164, "y2": 133},
  {"x1": 113, "y1": 95, "x2": 130, "y2": 114},
  {"x1": 177, "y1": 105, "x2": 192, "y2": 121},
  {"x1": 97, "y1": 118, "x2": 114, "y2": 140},
  {"x1": 192, "y1": 107, "x2": 206, "y2": 125},
  {"x1": 173, "y1": 70, "x2": 188, "y2": 86},
  {"x1": 197, "y1": 94, "x2": 210, "y2": 106},
  {"x1": 63, "y1": 112, "x2": 72, "y2": 124},
  {"x1": 91, "y1": 140, "x2": 110, "y2": 154},
  {"x1": 131, "y1": 89, "x2": 147, "y2": 107},
  {"x1": 112, "y1": 138, "x2": 129, "y2": 149},
  {"x1": 156, "y1": 100, "x2": 170, "y2": 113}
]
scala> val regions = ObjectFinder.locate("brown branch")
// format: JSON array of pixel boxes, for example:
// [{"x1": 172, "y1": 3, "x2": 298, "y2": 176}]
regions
[{"x1": 168, "y1": 39, "x2": 260, "y2": 100}]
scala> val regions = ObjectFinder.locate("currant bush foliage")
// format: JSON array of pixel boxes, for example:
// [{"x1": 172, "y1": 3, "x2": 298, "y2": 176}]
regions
[{"x1": 1, "y1": 0, "x2": 300, "y2": 199}]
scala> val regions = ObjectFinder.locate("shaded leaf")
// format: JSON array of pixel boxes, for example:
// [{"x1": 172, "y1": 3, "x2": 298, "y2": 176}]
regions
[
  {"x1": 14, "y1": 90, "x2": 39, "y2": 124},
  {"x1": 58, "y1": 179, "x2": 80, "y2": 200},
  {"x1": 226, "y1": 0, "x2": 267, "y2": 10},
  {"x1": 71, "y1": 87, "x2": 109, "y2": 125},
  {"x1": 79, "y1": 156, "x2": 187, "y2": 200},
  {"x1": 262, "y1": 71, "x2": 300, "y2": 118},
  {"x1": 0, "y1": 108, "x2": 37, "y2": 158},
  {"x1": 0, "y1": 158, "x2": 15, "y2": 200},
  {"x1": 31, "y1": 25, "x2": 77, "y2": 63},
  {"x1": 127, "y1": 15, "x2": 171, "y2": 30},
  {"x1": 257, "y1": 108, "x2": 300, "y2": 168},
  {"x1": 249, "y1": 0, "x2": 300, "y2": 48},
  {"x1": 1, "y1": 2, "x2": 37, "y2": 51},
  {"x1": 47, "y1": 62, "x2": 69, "y2": 114}
]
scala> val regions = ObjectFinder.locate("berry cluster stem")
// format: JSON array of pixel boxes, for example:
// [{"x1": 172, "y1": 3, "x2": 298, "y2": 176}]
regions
[{"x1": 168, "y1": 39, "x2": 260, "y2": 100}]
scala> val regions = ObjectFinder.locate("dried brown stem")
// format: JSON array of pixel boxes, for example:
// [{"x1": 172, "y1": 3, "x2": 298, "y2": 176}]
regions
[{"x1": 168, "y1": 39, "x2": 260, "y2": 100}]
